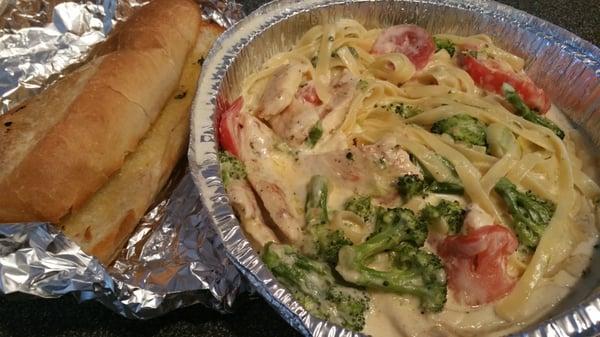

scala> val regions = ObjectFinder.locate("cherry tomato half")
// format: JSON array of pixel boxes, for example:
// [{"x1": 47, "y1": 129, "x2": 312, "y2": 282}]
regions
[
  {"x1": 459, "y1": 53, "x2": 551, "y2": 113},
  {"x1": 371, "y1": 25, "x2": 435, "y2": 69},
  {"x1": 217, "y1": 96, "x2": 243, "y2": 157},
  {"x1": 437, "y1": 224, "x2": 519, "y2": 306}
]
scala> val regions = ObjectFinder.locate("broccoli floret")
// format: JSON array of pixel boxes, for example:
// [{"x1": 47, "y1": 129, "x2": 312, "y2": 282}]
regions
[
  {"x1": 397, "y1": 174, "x2": 429, "y2": 200},
  {"x1": 429, "y1": 181, "x2": 465, "y2": 195},
  {"x1": 218, "y1": 151, "x2": 247, "y2": 186},
  {"x1": 391, "y1": 243, "x2": 447, "y2": 312},
  {"x1": 263, "y1": 243, "x2": 369, "y2": 331},
  {"x1": 335, "y1": 207, "x2": 447, "y2": 312},
  {"x1": 433, "y1": 37, "x2": 456, "y2": 57},
  {"x1": 494, "y1": 177, "x2": 556, "y2": 248},
  {"x1": 344, "y1": 195, "x2": 377, "y2": 224},
  {"x1": 387, "y1": 102, "x2": 423, "y2": 118},
  {"x1": 420, "y1": 200, "x2": 465, "y2": 235},
  {"x1": 397, "y1": 154, "x2": 464, "y2": 201},
  {"x1": 431, "y1": 114, "x2": 488, "y2": 147},
  {"x1": 304, "y1": 175, "x2": 352, "y2": 265},
  {"x1": 397, "y1": 174, "x2": 464, "y2": 200},
  {"x1": 502, "y1": 83, "x2": 564, "y2": 139},
  {"x1": 374, "y1": 207, "x2": 427, "y2": 246},
  {"x1": 317, "y1": 229, "x2": 353, "y2": 266}
]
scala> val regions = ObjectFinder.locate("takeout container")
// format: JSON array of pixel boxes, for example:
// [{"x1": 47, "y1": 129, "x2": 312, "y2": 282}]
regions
[{"x1": 188, "y1": 0, "x2": 600, "y2": 336}]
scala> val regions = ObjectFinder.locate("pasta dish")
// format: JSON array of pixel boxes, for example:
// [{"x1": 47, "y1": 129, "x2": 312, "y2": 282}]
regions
[{"x1": 217, "y1": 19, "x2": 600, "y2": 336}]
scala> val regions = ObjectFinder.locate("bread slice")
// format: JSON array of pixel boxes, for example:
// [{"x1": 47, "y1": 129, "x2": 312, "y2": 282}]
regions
[
  {"x1": 60, "y1": 22, "x2": 224, "y2": 265},
  {"x1": 0, "y1": 0, "x2": 201, "y2": 222}
]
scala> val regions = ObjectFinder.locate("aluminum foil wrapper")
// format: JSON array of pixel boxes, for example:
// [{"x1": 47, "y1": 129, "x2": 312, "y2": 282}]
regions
[
  {"x1": 189, "y1": 0, "x2": 600, "y2": 336},
  {"x1": 0, "y1": 0, "x2": 243, "y2": 113},
  {"x1": 0, "y1": 0, "x2": 247, "y2": 319}
]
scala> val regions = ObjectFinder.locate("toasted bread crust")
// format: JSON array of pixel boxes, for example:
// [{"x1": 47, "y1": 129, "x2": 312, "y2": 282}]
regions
[
  {"x1": 61, "y1": 21, "x2": 224, "y2": 265},
  {"x1": 0, "y1": 0, "x2": 202, "y2": 222}
]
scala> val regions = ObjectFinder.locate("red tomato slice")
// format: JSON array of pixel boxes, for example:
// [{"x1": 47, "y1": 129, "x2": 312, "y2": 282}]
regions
[
  {"x1": 217, "y1": 96, "x2": 243, "y2": 157},
  {"x1": 370, "y1": 25, "x2": 435, "y2": 69},
  {"x1": 436, "y1": 225, "x2": 518, "y2": 306},
  {"x1": 458, "y1": 53, "x2": 551, "y2": 113}
]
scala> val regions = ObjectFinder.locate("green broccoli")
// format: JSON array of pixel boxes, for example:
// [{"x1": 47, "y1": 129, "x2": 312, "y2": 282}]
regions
[
  {"x1": 344, "y1": 195, "x2": 378, "y2": 224},
  {"x1": 433, "y1": 37, "x2": 456, "y2": 57},
  {"x1": 397, "y1": 174, "x2": 429, "y2": 200},
  {"x1": 218, "y1": 151, "x2": 247, "y2": 186},
  {"x1": 386, "y1": 102, "x2": 423, "y2": 119},
  {"x1": 304, "y1": 175, "x2": 352, "y2": 265},
  {"x1": 373, "y1": 207, "x2": 428, "y2": 246},
  {"x1": 429, "y1": 180, "x2": 465, "y2": 195},
  {"x1": 420, "y1": 200, "x2": 465, "y2": 235},
  {"x1": 263, "y1": 242, "x2": 369, "y2": 331},
  {"x1": 396, "y1": 154, "x2": 464, "y2": 200},
  {"x1": 356, "y1": 79, "x2": 369, "y2": 91},
  {"x1": 307, "y1": 121, "x2": 324, "y2": 148},
  {"x1": 336, "y1": 207, "x2": 447, "y2": 313},
  {"x1": 494, "y1": 177, "x2": 556, "y2": 248},
  {"x1": 391, "y1": 242, "x2": 447, "y2": 311},
  {"x1": 431, "y1": 114, "x2": 488, "y2": 147},
  {"x1": 397, "y1": 174, "x2": 464, "y2": 200},
  {"x1": 305, "y1": 175, "x2": 329, "y2": 227},
  {"x1": 502, "y1": 83, "x2": 564, "y2": 139}
]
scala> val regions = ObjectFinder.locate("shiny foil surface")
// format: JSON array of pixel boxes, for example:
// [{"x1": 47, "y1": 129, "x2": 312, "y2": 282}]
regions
[
  {"x1": 0, "y1": 0, "x2": 246, "y2": 319},
  {"x1": 188, "y1": 0, "x2": 600, "y2": 336}
]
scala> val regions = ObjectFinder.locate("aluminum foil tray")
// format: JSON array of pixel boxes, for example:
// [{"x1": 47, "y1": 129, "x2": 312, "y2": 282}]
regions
[{"x1": 189, "y1": 0, "x2": 600, "y2": 336}]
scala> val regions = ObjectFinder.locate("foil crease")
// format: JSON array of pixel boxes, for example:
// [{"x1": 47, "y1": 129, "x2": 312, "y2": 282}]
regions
[
  {"x1": 189, "y1": 0, "x2": 600, "y2": 336},
  {"x1": 200, "y1": 0, "x2": 243, "y2": 29},
  {"x1": 0, "y1": 0, "x2": 245, "y2": 319},
  {"x1": 0, "y1": 0, "x2": 142, "y2": 113}
]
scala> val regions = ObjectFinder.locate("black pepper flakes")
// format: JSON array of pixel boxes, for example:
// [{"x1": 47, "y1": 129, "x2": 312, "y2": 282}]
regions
[
  {"x1": 346, "y1": 151, "x2": 354, "y2": 161},
  {"x1": 174, "y1": 91, "x2": 187, "y2": 99},
  {"x1": 4, "y1": 121, "x2": 12, "y2": 127},
  {"x1": 197, "y1": 57, "x2": 205, "y2": 65}
]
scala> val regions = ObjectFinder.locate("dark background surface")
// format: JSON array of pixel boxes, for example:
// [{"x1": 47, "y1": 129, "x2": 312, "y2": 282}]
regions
[{"x1": 0, "y1": 1, "x2": 598, "y2": 337}]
